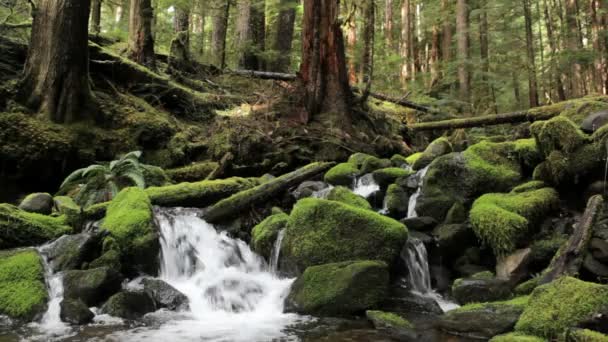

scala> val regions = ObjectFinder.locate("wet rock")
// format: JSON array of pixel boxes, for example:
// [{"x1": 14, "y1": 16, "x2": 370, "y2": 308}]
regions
[
  {"x1": 291, "y1": 181, "x2": 329, "y2": 200},
  {"x1": 581, "y1": 110, "x2": 608, "y2": 133},
  {"x1": 142, "y1": 278, "x2": 189, "y2": 311},
  {"x1": 380, "y1": 286, "x2": 443, "y2": 315},
  {"x1": 577, "y1": 306, "x2": 608, "y2": 334},
  {"x1": 60, "y1": 299, "x2": 94, "y2": 325},
  {"x1": 590, "y1": 238, "x2": 608, "y2": 263},
  {"x1": 0, "y1": 204, "x2": 71, "y2": 249},
  {"x1": 383, "y1": 184, "x2": 409, "y2": 218},
  {"x1": 44, "y1": 232, "x2": 102, "y2": 272},
  {"x1": 583, "y1": 255, "x2": 608, "y2": 277},
  {"x1": 251, "y1": 213, "x2": 289, "y2": 260},
  {"x1": 63, "y1": 267, "x2": 123, "y2": 306},
  {"x1": 53, "y1": 196, "x2": 83, "y2": 228},
  {"x1": 372, "y1": 168, "x2": 413, "y2": 187},
  {"x1": 285, "y1": 260, "x2": 389, "y2": 316},
  {"x1": 432, "y1": 223, "x2": 477, "y2": 259},
  {"x1": 101, "y1": 290, "x2": 156, "y2": 320},
  {"x1": 19, "y1": 193, "x2": 53, "y2": 215},
  {"x1": 496, "y1": 248, "x2": 532, "y2": 284},
  {"x1": 412, "y1": 137, "x2": 453, "y2": 171},
  {"x1": 326, "y1": 186, "x2": 372, "y2": 209},
  {"x1": 401, "y1": 217, "x2": 438, "y2": 232},
  {"x1": 452, "y1": 276, "x2": 512, "y2": 305},
  {"x1": 324, "y1": 163, "x2": 360, "y2": 186},
  {"x1": 366, "y1": 310, "x2": 417, "y2": 341}
]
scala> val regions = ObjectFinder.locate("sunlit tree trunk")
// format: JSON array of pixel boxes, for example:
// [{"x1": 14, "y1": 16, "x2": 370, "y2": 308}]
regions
[
  {"x1": 345, "y1": 3, "x2": 357, "y2": 84},
  {"x1": 236, "y1": 0, "x2": 266, "y2": 70},
  {"x1": 565, "y1": 0, "x2": 582, "y2": 97},
  {"x1": 400, "y1": 0, "x2": 411, "y2": 83},
  {"x1": 359, "y1": 0, "x2": 374, "y2": 103},
  {"x1": 385, "y1": 0, "x2": 394, "y2": 50}
]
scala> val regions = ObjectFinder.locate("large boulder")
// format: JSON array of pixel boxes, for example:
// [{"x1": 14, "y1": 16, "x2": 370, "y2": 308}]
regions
[
  {"x1": 326, "y1": 186, "x2": 371, "y2": 209},
  {"x1": 101, "y1": 290, "x2": 156, "y2": 320},
  {"x1": 0, "y1": 204, "x2": 71, "y2": 249},
  {"x1": 515, "y1": 277, "x2": 608, "y2": 338},
  {"x1": 281, "y1": 198, "x2": 408, "y2": 274},
  {"x1": 43, "y1": 232, "x2": 102, "y2": 272},
  {"x1": 372, "y1": 168, "x2": 413, "y2": 187},
  {"x1": 383, "y1": 184, "x2": 409, "y2": 219},
  {"x1": 366, "y1": 310, "x2": 417, "y2": 340},
  {"x1": 102, "y1": 187, "x2": 159, "y2": 275},
  {"x1": 324, "y1": 162, "x2": 360, "y2": 186},
  {"x1": 142, "y1": 278, "x2": 189, "y2": 311},
  {"x1": 285, "y1": 260, "x2": 389, "y2": 316},
  {"x1": 0, "y1": 249, "x2": 48, "y2": 320},
  {"x1": 63, "y1": 267, "x2": 122, "y2": 306},
  {"x1": 437, "y1": 296, "x2": 528, "y2": 339},
  {"x1": 452, "y1": 273, "x2": 512, "y2": 305},
  {"x1": 412, "y1": 137, "x2": 453, "y2": 171},
  {"x1": 60, "y1": 299, "x2": 94, "y2": 325},
  {"x1": 581, "y1": 110, "x2": 608, "y2": 133},
  {"x1": 18, "y1": 193, "x2": 53, "y2": 215},
  {"x1": 250, "y1": 213, "x2": 290, "y2": 260},
  {"x1": 291, "y1": 181, "x2": 329, "y2": 200},
  {"x1": 433, "y1": 223, "x2": 477, "y2": 259}
]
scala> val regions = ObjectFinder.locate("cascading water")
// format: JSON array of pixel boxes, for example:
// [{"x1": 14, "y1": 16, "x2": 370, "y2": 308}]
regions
[
  {"x1": 353, "y1": 173, "x2": 380, "y2": 198},
  {"x1": 407, "y1": 165, "x2": 430, "y2": 218},
  {"x1": 269, "y1": 229, "x2": 286, "y2": 274},
  {"x1": 311, "y1": 185, "x2": 334, "y2": 199}
]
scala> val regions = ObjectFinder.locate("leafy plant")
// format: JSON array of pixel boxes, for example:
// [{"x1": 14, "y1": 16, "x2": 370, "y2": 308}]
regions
[{"x1": 59, "y1": 151, "x2": 147, "y2": 207}]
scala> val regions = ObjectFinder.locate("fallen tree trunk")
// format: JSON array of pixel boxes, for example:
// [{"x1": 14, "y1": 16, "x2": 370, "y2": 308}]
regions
[
  {"x1": 204, "y1": 162, "x2": 333, "y2": 223},
  {"x1": 0, "y1": 21, "x2": 32, "y2": 29},
  {"x1": 205, "y1": 152, "x2": 234, "y2": 181},
  {"x1": 539, "y1": 195, "x2": 604, "y2": 285},
  {"x1": 406, "y1": 109, "x2": 559, "y2": 132},
  {"x1": 351, "y1": 86, "x2": 441, "y2": 114},
  {"x1": 230, "y1": 69, "x2": 298, "y2": 81}
]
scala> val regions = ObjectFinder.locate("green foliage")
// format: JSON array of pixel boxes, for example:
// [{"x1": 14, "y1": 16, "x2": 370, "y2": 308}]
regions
[
  {"x1": 326, "y1": 186, "x2": 371, "y2": 209},
  {"x1": 0, "y1": 249, "x2": 47, "y2": 320},
  {"x1": 568, "y1": 329, "x2": 608, "y2": 342},
  {"x1": 515, "y1": 277, "x2": 608, "y2": 338}
]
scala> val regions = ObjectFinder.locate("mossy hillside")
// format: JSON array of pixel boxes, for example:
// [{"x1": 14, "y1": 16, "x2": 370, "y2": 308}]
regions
[
  {"x1": 489, "y1": 333, "x2": 546, "y2": 342},
  {"x1": 515, "y1": 277, "x2": 608, "y2": 338},
  {"x1": 145, "y1": 177, "x2": 259, "y2": 207},
  {"x1": 250, "y1": 213, "x2": 289, "y2": 260},
  {"x1": 470, "y1": 186, "x2": 559, "y2": 256},
  {"x1": 166, "y1": 161, "x2": 219, "y2": 182},
  {"x1": 102, "y1": 187, "x2": 159, "y2": 275},
  {"x1": 326, "y1": 186, "x2": 371, "y2": 209},
  {"x1": 0, "y1": 249, "x2": 48, "y2": 320},
  {"x1": 324, "y1": 162, "x2": 360, "y2": 186},
  {"x1": 372, "y1": 167, "x2": 414, "y2": 187},
  {"x1": 412, "y1": 137, "x2": 453, "y2": 170},
  {"x1": 285, "y1": 260, "x2": 389, "y2": 316},
  {"x1": 568, "y1": 329, "x2": 608, "y2": 342},
  {"x1": 0, "y1": 204, "x2": 71, "y2": 249},
  {"x1": 530, "y1": 116, "x2": 588, "y2": 155},
  {"x1": 281, "y1": 198, "x2": 408, "y2": 272}
]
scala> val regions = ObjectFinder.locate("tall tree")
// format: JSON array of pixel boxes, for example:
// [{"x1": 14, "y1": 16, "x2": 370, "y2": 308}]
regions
[
  {"x1": 20, "y1": 0, "x2": 93, "y2": 123},
  {"x1": 385, "y1": 0, "x2": 394, "y2": 50},
  {"x1": 359, "y1": 0, "x2": 375, "y2": 103},
  {"x1": 236, "y1": 0, "x2": 266, "y2": 70},
  {"x1": 456, "y1": 0, "x2": 470, "y2": 102},
  {"x1": 90, "y1": 0, "x2": 102, "y2": 35},
  {"x1": 174, "y1": 3, "x2": 191, "y2": 50},
  {"x1": 270, "y1": 0, "x2": 298, "y2": 72},
  {"x1": 299, "y1": 0, "x2": 352, "y2": 126},
  {"x1": 441, "y1": 0, "x2": 453, "y2": 81},
  {"x1": 400, "y1": 0, "x2": 411, "y2": 83},
  {"x1": 211, "y1": 0, "x2": 230, "y2": 69},
  {"x1": 128, "y1": 0, "x2": 156, "y2": 68},
  {"x1": 345, "y1": 3, "x2": 357, "y2": 83},
  {"x1": 523, "y1": 0, "x2": 539, "y2": 107},
  {"x1": 543, "y1": 0, "x2": 566, "y2": 100},
  {"x1": 564, "y1": 0, "x2": 583, "y2": 97}
]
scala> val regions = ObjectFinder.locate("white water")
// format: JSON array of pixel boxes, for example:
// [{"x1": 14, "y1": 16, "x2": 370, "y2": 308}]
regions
[
  {"x1": 270, "y1": 228, "x2": 286, "y2": 274},
  {"x1": 311, "y1": 185, "x2": 334, "y2": 199},
  {"x1": 352, "y1": 173, "x2": 380, "y2": 198},
  {"x1": 107, "y1": 208, "x2": 300, "y2": 341},
  {"x1": 407, "y1": 165, "x2": 430, "y2": 218}
]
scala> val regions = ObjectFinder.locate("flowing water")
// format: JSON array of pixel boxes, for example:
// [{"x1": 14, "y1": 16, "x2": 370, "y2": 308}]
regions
[
  {"x1": 407, "y1": 165, "x2": 431, "y2": 218},
  {"x1": 352, "y1": 174, "x2": 380, "y2": 198},
  {"x1": 270, "y1": 228, "x2": 286, "y2": 274}
]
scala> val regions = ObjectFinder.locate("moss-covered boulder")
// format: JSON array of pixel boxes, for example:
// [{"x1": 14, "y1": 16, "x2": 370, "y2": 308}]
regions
[
  {"x1": 0, "y1": 249, "x2": 48, "y2": 320},
  {"x1": 360, "y1": 156, "x2": 392, "y2": 174},
  {"x1": 60, "y1": 299, "x2": 95, "y2": 325},
  {"x1": 285, "y1": 260, "x2": 389, "y2": 316},
  {"x1": 250, "y1": 213, "x2": 289, "y2": 260},
  {"x1": 0, "y1": 204, "x2": 71, "y2": 249},
  {"x1": 470, "y1": 186, "x2": 559, "y2": 256},
  {"x1": 433, "y1": 223, "x2": 477, "y2": 259},
  {"x1": 489, "y1": 333, "x2": 546, "y2": 342},
  {"x1": 326, "y1": 186, "x2": 371, "y2": 209},
  {"x1": 384, "y1": 184, "x2": 409, "y2": 218},
  {"x1": 438, "y1": 296, "x2": 529, "y2": 339},
  {"x1": 390, "y1": 154, "x2": 409, "y2": 167},
  {"x1": 88, "y1": 236, "x2": 122, "y2": 270},
  {"x1": 452, "y1": 273, "x2": 512, "y2": 305},
  {"x1": 348, "y1": 152, "x2": 375, "y2": 167},
  {"x1": 568, "y1": 329, "x2": 608, "y2": 342},
  {"x1": 63, "y1": 267, "x2": 122, "y2": 306},
  {"x1": 101, "y1": 290, "x2": 156, "y2": 320},
  {"x1": 281, "y1": 198, "x2": 408, "y2": 273},
  {"x1": 141, "y1": 164, "x2": 171, "y2": 187},
  {"x1": 531, "y1": 116, "x2": 587, "y2": 155},
  {"x1": 515, "y1": 277, "x2": 608, "y2": 338},
  {"x1": 145, "y1": 177, "x2": 259, "y2": 207},
  {"x1": 53, "y1": 196, "x2": 83, "y2": 228},
  {"x1": 102, "y1": 187, "x2": 159, "y2": 275},
  {"x1": 405, "y1": 152, "x2": 423, "y2": 166},
  {"x1": 18, "y1": 192, "x2": 53, "y2": 215},
  {"x1": 372, "y1": 168, "x2": 414, "y2": 187},
  {"x1": 44, "y1": 232, "x2": 101, "y2": 272},
  {"x1": 324, "y1": 162, "x2": 360, "y2": 186},
  {"x1": 412, "y1": 137, "x2": 453, "y2": 171},
  {"x1": 366, "y1": 310, "x2": 417, "y2": 340},
  {"x1": 166, "y1": 161, "x2": 219, "y2": 182}
]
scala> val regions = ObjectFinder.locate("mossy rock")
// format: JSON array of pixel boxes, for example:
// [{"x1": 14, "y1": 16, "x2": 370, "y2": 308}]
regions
[
  {"x1": 141, "y1": 164, "x2": 171, "y2": 187},
  {"x1": 390, "y1": 154, "x2": 409, "y2": 167},
  {"x1": 372, "y1": 167, "x2": 414, "y2": 187},
  {"x1": 281, "y1": 198, "x2": 408, "y2": 273},
  {"x1": 532, "y1": 142, "x2": 604, "y2": 186},
  {"x1": 285, "y1": 260, "x2": 389, "y2": 316},
  {"x1": 412, "y1": 137, "x2": 453, "y2": 171},
  {"x1": 145, "y1": 177, "x2": 259, "y2": 207},
  {"x1": 470, "y1": 186, "x2": 559, "y2": 256},
  {"x1": 250, "y1": 213, "x2": 289, "y2": 260},
  {"x1": 489, "y1": 332, "x2": 546, "y2": 342},
  {"x1": 102, "y1": 187, "x2": 159, "y2": 275},
  {"x1": 514, "y1": 277, "x2": 540, "y2": 296},
  {"x1": 326, "y1": 186, "x2": 371, "y2": 209},
  {"x1": 514, "y1": 139, "x2": 543, "y2": 171},
  {"x1": 101, "y1": 290, "x2": 156, "y2": 320},
  {"x1": 53, "y1": 196, "x2": 83, "y2": 229},
  {"x1": 366, "y1": 310, "x2": 417, "y2": 340},
  {"x1": 405, "y1": 152, "x2": 423, "y2": 166},
  {"x1": 528, "y1": 234, "x2": 567, "y2": 272},
  {"x1": 0, "y1": 204, "x2": 71, "y2": 249},
  {"x1": 559, "y1": 98, "x2": 608, "y2": 124},
  {"x1": 567, "y1": 329, "x2": 608, "y2": 342},
  {"x1": 324, "y1": 162, "x2": 360, "y2": 186},
  {"x1": 515, "y1": 277, "x2": 608, "y2": 338},
  {"x1": 59, "y1": 298, "x2": 95, "y2": 325},
  {"x1": 452, "y1": 273, "x2": 512, "y2": 305},
  {"x1": 512, "y1": 181, "x2": 547, "y2": 193},
  {"x1": 384, "y1": 184, "x2": 409, "y2": 219},
  {"x1": 360, "y1": 156, "x2": 392, "y2": 174},
  {"x1": 0, "y1": 249, "x2": 48, "y2": 320},
  {"x1": 166, "y1": 161, "x2": 219, "y2": 183},
  {"x1": 18, "y1": 192, "x2": 53, "y2": 215},
  {"x1": 63, "y1": 267, "x2": 123, "y2": 306},
  {"x1": 348, "y1": 152, "x2": 375, "y2": 167},
  {"x1": 530, "y1": 116, "x2": 588, "y2": 155}
]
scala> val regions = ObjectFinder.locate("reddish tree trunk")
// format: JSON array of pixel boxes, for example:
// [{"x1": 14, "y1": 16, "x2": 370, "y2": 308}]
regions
[{"x1": 128, "y1": 0, "x2": 156, "y2": 68}]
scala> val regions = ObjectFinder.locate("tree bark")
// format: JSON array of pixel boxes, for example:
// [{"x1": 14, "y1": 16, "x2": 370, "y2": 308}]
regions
[
  {"x1": 478, "y1": 4, "x2": 490, "y2": 100},
  {"x1": 299, "y1": 0, "x2": 352, "y2": 126},
  {"x1": 270, "y1": 0, "x2": 298, "y2": 72},
  {"x1": 128, "y1": 0, "x2": 156, "y2": 68},
  {"x1": 211, "y1": 0, "x2": 230, "y2": 69},
  {"x1": 523, "y1": 0, "x2": 539, "y2": 107},
  {"x1": 385, "y1": 0, "x2": 394, "y2": 50},
  {"x1": 429, "y1": 24, "x2": 440, "y2": 89},
  {"x1": 236, "y1": 0, "x2": 266, "y2": 70},
  {"x1": 359, "y1": 0, "x2": 374, "y2": 103},
  {"x1": 565, "y1": 0, "x2": 583, "y2": 97},
  {"x1": 543, "y1": 0, "x2": 566, "y2": 101},
  {"x1": 400, "y1": 0, "x2": 411, "y2": 83},
  {"x1": 90, "y1": 0, "x2": 102, "y2": 35},
  {"x1": 19, "y1": 0, "x2": 93, "y2": 124},
  {"x1": 345, "y1": 3, "x2": 357, "y2": 84},
  {"x1": 173, "y1": 4, "x2": 190, "y2": 53},
  {"x1": 456, "y1": 0, "x2": 470, "y2": 102}
]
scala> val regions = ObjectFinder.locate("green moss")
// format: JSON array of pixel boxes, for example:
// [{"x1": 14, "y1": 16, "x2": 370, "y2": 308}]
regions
[
  {"x1": 348, "y1": 153, "x2": 375, "y2": 167},
  {"x1": 515, "y1": 277, "x2": 608, "y2": 338},
  {"x1": 405, "y1": 152, "x2": 423, "y2": 166},
  {"x1": 531, "y1": 117, "x2": 588, "y2": 156},
  {"x1": 470, "y1": 187, "x2": 559, "y2": 256},
  {"x1": 166, "y1": 161, "x2": 219, "y2": 183},
  {"x1": 533, "y1": 142, "x2": 604, "y2": 185},
  {"x1": 251, "y1": 213, "x2": 290, "y2": 259},
  {"x1": 514, "y1": 139, "x2": 543, "y2": 170},
  {"x1": 489, "y1": 332, "x2": 546, "y2": 342},
  {"x1": 324, "y1": 162, "x2": 360, "y2": 186},
  {"x1": 0, "y1": 204, "x2": 71, "y2": 249},
  {"x1": 145, "y1": 177, "x2": 259, "y2": 207},
  {"x1": 390, "y1": 154, "x2": 410, "y2": 167},
  {"x1": 366, "y1": 310, "x2": 414, "y2": 329},
  {"x1": 360, "y1": 156, "x2": 392, "y2": 174},
  {"x1": 514, "y1": 277, "x2": 540, "y2": 296},
  {"x1": 529, "y1": 234, "x2": 567, "y2": 265},
  {"x1": 568, "y1": 329, "x2": 608, "y2": 342},
  {"x1": 452, "y1": 296, "x2": 530, "y2": 314},
  {"x1": 286, "y1": 260, "x2": 389, "y2": 316},
  {"x1": 372, "y1": 167, "x2": 414, "y2": 187},
  {"x1": 512, "y1": 181, "x2": 547, "y2": 193},
  {"x1": 0, "y1": 249, "x2": 47, "y2": 319},
  {"x1": 463, "y1": 141, "x2": 523, "y2": 189},
  {"x1": 559, "y1": 99, "x2": 608, "y2": 124},
  {"x1": 141, "y1": 164, "x2": 170, "y2": 187},
  {"x1": 282, "y1": 198, "x2": 408, "y2": 272},
  {"x1": 326, "y1": 186, "x2": 371, "y2": 209},
  {"x1": 385, "y1": 184, "x2": 409, "y2": 217},
  {"x1": 53, "y1": 195, "x2": 82, "y2": 228},
  {"x1": 412, "y1": 137, "x2": 453, "y2": 170}
]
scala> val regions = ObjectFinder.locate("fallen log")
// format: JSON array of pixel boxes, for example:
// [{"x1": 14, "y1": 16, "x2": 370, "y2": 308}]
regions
[
  {"x1": 205, "y1": 152, "x2": 234, "y2": 181},
  {"x1": 230, "y1": 69, "x2": 297, "y2": 81},
  {"x1": 539, "y1": 195, "x2": 604, "y2": 285},
  {"x1": 406, "y1": 109, "x2": 559, "y2": 132},
  {"x1": 351, "y1": 86, "x2": 441, "y2": 114},
  {"x1": 0, "y1": 21, "x2": 32, "y2": 29},
  {"x1": 204, "y1": 162, "x2": 333, "y2": 223}
]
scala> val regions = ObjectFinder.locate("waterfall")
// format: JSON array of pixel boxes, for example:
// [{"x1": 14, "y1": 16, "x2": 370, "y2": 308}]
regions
[
  {"x1": 352, "y1": 173, "x2": 380, "y2": 198},
  {"x1": 407, "y1": 165, "x2": 430, "y2": 218},
  {"x1": 269, "y1": 229, "x2": 286, "y2": 274},
  {"x1": 403, "y1": 238, "x2": 432, "y2": 293}
]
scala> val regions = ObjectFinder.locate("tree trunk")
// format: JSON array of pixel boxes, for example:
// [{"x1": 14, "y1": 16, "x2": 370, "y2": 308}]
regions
[
  {"x1": 174, "y1": 5, "x2": 190, "y2": 53},
  {"x1": 565, "y1": 0, "x2": 582, "y2": 97},
  {"x1": 90, "y1": 0, "x2": 102, "y2": 35},
  {"x1": 479, "y1": 4, "x2": 490, "y2": 101},
  {"x1": 523, "y1": 0, "x2": 539, "y2": 107},
  {"x1": 345, "y1": 3, "x2": 357, "y2": 84},
  {"x1": 590, "y1": 0, "x2": 606, "y2": 94},
  {"x1": 128, "y1": 0, "x2": 156, "y2": 68},
  {"x1": 236, "y1": 0, "x2": 266, "y2": 70},
  {"x1": 270, "y1": 0, "x2": 298, "y2": 72},
  {"x1": 19, "y1": 0, "x2": 93, "y2": 124},
  {"x1": 117, "y1": 0, "x2": 130, "y2": 31},
  {"x1": 211, "y1": 0, "x2": 230, "y2": 68},
  {"x1": 429, "y1": 24, "x2": 440, "y2": 89},
  {"x1": 385, "y1": 0, "x2": 394, "y2": 50},
  {"x1": 543, "y1": 0, "x2": 566, "y2": 101},
  {"x1": 456, "y1": 0, "x2": 470, "y2": 102},
  {"x1": 400, "y1": 0, "x2": 411, "y2": 83},
  {"x1": 441, "y1": 0, "x2": 453, "y2": 83},
  {"x1": 359, "y1": 0, "x2": 374, "y2": 103},
  {"x1": 299, "y1": 0, "x2": 352, "y2": 126}
]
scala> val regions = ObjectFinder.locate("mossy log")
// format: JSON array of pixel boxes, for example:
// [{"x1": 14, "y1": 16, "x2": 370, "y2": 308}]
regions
[
  {"x1": 203, "y1": 162, "x2": 333, "y2": 223},
  {"x1": 352, "y1": 86, "x2": 440, "y2": 114},
  {"x1": 230, "y1": 69, "x2": 298, "y2": 81},
  {"x1": 539, "y1": 195, "x2": 604, "y2": 285},
  {"x1": 407, "y1": 110, "x2": 559, "y2": 132}
]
